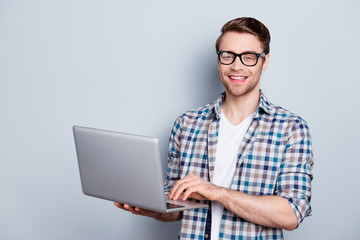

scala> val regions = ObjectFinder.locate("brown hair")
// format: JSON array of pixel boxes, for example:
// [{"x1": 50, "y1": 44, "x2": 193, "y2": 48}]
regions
[{"x1": 215, "y1": 17, "x2": 271, "y2": 54}]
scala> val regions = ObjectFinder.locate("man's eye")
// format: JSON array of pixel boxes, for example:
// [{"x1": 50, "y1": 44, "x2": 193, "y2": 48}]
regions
[
  {"x1": 244, "y1": 55, "x2": 255, "y2": 60},
  {"x1": 222, "y1": 54, "x2": 233, "y2": 59}
]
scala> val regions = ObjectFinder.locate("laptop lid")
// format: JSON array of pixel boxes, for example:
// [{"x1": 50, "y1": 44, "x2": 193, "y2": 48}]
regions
[{"x1": 73, "y1": 125, "x2": 207, "y2": 213}]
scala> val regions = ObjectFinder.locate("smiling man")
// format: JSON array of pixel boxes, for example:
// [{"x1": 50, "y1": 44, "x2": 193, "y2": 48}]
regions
[{"x1": 115, "y1": 17, "x2": 313, "y2": 240}]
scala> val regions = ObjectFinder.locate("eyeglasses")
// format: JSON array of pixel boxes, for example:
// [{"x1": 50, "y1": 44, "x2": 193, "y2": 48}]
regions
[{"x1": 217, "y1": 51, "x2": 266, "y2": 66}]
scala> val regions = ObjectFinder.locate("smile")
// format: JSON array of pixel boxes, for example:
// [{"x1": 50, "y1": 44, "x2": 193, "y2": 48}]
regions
[{"x1": 229, "y1": 75, "x2": 248, "y2": 82}]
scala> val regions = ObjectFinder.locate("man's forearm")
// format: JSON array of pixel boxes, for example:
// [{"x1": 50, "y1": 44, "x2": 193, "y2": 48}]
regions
[
  {"x1": 169, "y1": 174, "x2": 298, "y2": 230},
  {"x1": 217, "y1": 188, "x2": 298, "y2": 230}
]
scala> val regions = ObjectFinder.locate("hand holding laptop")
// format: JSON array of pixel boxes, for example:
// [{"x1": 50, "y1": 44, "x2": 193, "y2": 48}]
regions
[{"x1": 113, "y1": 202, "x2": 182, "y2": 222}]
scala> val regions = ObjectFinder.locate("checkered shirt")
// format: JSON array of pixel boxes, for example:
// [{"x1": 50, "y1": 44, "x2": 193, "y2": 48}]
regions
[{"x1": 164, "y1": 91, "x2": 313, "y2": 240}]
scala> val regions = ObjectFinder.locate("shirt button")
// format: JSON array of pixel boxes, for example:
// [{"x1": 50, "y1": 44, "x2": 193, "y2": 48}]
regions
[{"x1": 205, "y1": 234, "x2": 209, "y2": 238}]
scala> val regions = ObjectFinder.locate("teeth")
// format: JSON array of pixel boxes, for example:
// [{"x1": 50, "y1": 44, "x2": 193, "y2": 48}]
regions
[{"x1": 230, "y1": 76, "x2": 246, "y2": 80}]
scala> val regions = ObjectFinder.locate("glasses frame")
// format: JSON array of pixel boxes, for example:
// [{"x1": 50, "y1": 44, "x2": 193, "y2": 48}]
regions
[{"x1": 217, "y1": 51, "x2": 266, "y2": 67}]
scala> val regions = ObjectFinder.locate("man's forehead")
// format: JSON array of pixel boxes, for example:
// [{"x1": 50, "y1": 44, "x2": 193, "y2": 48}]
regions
[{"x1": 219, "y1": 32, "x2": 263, "y2": 52}]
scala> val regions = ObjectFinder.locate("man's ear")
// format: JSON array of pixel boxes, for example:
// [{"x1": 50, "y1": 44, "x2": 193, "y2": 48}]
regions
[
  {"x1": 262, "y1": 54, "x2": 269, "y2": 71},
  {"x1": 217, "y1": 59, "x2": 221, "y2": 70}
]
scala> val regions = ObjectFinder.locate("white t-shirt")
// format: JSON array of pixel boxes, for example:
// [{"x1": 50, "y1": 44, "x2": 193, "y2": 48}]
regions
[{"x1": 211, "y1": 111, "x2": 254, "y2": 240}]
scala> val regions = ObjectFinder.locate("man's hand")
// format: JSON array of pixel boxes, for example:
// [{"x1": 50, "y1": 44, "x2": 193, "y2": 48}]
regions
[
  {"x1": 114, "y1": 202, "x2": 159, "y2": 217},
  {"x1": 169, "y1": 174, "x2": 223, "y2": 202},
  {"x1": 113, "y1": 202, "x2": 182, "y2": 222}
]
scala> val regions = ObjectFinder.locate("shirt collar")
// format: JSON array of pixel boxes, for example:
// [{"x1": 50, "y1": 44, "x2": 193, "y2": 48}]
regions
[
  {"x1": 212, "y1": 92, "x2": 224, "y2": 120},
  {"x1": 257, "y1": 90, "x2": 276, "y2": 116},
  {"x1": 211, "y1": 90, "x2": 275, "y2": 120}
]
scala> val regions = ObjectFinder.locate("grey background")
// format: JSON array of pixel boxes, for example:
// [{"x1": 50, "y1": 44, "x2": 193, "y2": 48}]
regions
[{"x1": 1, "y1": 0, "x2": 359, "y2": 239}]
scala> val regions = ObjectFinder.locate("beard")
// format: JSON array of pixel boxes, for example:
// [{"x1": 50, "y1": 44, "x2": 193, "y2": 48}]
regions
[{"x1": 221, "y1": 74, "x2": 261, "y2": 98}]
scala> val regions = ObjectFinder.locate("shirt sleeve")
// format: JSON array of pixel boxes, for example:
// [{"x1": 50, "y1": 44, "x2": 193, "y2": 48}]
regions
[
  {"x1": 164, "y1": 115, "x2": 183, "y2": 195},
  {"x1": 276, "y1": 119, "x2": 314, "y2": 226}
]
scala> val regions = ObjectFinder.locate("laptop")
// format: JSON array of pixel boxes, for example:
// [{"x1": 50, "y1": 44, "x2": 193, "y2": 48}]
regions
[{"x1": 73, "y1": 125, "x2": 208, "y2": 213}]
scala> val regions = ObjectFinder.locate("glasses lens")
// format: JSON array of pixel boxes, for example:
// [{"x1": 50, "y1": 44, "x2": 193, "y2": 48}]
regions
[
  {"x1": 241, "y1": 54, "x2": 258, "y2": 66},
  {"x1": 219, "y1": 52, "x2": 235, "y2": 64}
]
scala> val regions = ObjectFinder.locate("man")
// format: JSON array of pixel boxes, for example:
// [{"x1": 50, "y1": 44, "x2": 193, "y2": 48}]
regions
[{"x1": 115, "y1": 17, "x2": 313, "y2": 240}]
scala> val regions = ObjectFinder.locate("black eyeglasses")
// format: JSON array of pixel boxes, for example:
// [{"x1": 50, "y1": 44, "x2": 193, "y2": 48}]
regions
[{"x1": 217, "y1": 51, "x2": 266, "y2": 66}]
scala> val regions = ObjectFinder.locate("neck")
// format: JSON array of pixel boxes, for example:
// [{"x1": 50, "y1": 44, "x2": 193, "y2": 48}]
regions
[{"x1": 222, "y1": 89, "x2": 260, "y2": 125}]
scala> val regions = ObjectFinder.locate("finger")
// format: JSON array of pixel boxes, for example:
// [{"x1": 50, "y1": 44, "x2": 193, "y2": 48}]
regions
[
  {"x1": 188, "y1": 192, "x2": 207, "y2": 200},
  {"x1": 169, "y1": 174, "x2": 202, "y2": 200},
  {"x1": 170, "y1": 181, "x2": 189, "y2": 200},
  {"x1": 182, "y1": 186, "x2": 209, "y2": 201},
  {"x1": 114, "y1": 202, "x2": 125, "y2": 209},
  {"x1": 115, "y1": 202, "x2": 152, "y2": 218},
  {"x1": 123, "y1": 204, "x2": 141, "y2": 215},
  {"x1": 181, "y1": 185, "x2": 201, "y2": 200},
  {"x1": 169, "y1": 178, "x2": 188, "y2": 199},
  {"x1": 172, "y1": 179, "x2": 199, "y2": 200},
  {"x1": 170, "y1": 174, "x2": 195, "y2": 190},
  {"x1": 114, "y1": 203, "x2": 139, "y2": 215},
  {"x1": 169, "y1": 183, "x2": 181, "y2": 200},
  {"x1": 138, "y1": 209, "x2": 159, "y2": 218},
  {"x1": 180, "y1": 191, "x2": 203, "y2": 201}
]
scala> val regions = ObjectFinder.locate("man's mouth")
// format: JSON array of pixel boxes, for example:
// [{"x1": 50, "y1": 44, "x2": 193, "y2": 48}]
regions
[{"x1": 229, "y1": 75, "x2": 248, "y2": 82}]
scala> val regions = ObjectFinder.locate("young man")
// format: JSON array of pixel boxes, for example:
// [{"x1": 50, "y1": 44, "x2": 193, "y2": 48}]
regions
[{"x1": 115, "y1": 17, "x2": 313, "y2": 240}]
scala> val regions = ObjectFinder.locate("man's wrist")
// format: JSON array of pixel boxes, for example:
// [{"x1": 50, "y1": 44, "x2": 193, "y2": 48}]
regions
[{"x1": 215, "y1": 186, "x2": 231, "y2": 203}]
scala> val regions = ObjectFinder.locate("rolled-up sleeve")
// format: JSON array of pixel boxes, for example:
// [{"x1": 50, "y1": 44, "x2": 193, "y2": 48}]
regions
[{"x1": 276, "y1": 119, "x2": 314, "y2": 225}]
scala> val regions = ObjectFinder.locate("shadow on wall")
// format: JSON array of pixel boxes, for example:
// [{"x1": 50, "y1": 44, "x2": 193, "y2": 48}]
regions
[{"x1": 191, "y1": 49, "x2": 224, "y2": 107}]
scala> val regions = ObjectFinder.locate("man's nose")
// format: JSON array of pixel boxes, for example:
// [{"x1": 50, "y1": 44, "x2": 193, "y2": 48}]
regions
[{"x1": 230, "y1": 56, "x2": 244, "y2": 70}]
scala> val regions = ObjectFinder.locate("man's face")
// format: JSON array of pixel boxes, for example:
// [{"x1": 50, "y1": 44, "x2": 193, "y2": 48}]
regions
[{"x1": 217, "y1": 31, "x2": 269, "y2": 98}]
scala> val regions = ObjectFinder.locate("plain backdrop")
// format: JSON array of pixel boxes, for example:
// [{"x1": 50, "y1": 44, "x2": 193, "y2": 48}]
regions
[{"x1": 1, "y1": 0, "x2": 359, "y2": 239}]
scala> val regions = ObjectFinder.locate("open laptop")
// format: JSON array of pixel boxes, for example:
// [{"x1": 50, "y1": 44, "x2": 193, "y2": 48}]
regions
[{"x1": 73, "y1": 125, "x2": 208, "y2": 213}]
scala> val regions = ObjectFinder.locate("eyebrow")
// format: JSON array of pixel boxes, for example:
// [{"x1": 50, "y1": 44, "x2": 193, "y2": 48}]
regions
[{"x1": 220, "y1": 50, "x2": 261, "y2": 54}]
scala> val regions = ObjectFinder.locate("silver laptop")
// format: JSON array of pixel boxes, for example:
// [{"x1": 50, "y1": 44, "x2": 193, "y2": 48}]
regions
[{"x1": 73, "y1": 125, "x2": 208, "y2": 213}]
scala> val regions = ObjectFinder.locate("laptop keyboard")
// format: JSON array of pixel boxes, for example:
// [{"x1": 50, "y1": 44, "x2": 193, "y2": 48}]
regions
[{"x1": 166, "y1": 202, "x2": 184, "y2": 209}]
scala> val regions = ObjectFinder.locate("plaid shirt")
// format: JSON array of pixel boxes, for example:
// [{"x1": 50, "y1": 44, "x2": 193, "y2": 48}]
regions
[{"x1": 164, "y1": 91, "x2": 313, "y2": 240}]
